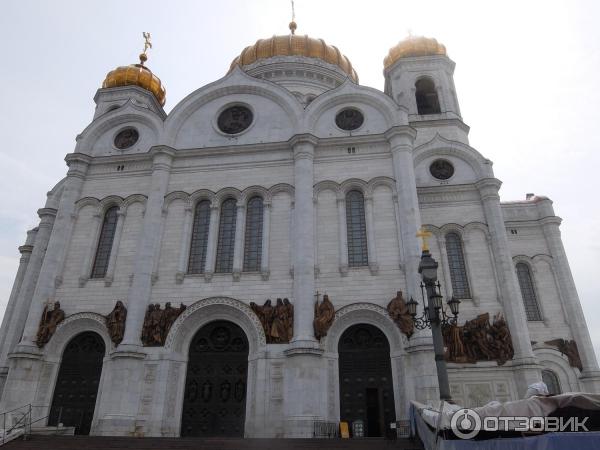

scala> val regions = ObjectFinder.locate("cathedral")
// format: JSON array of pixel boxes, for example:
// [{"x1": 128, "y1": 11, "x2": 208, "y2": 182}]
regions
[{"x1": 0, "y1": 22, "x2": 598, "y2": 439}]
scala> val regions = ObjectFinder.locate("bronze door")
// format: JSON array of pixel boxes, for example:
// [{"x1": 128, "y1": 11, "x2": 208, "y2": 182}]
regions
[
  {"x1": 338, "y1": 324, "x2": 395, "y2": 437},
  {"x1": 48, "y1": 332, "x2": 105, "y2": 435},
  {"x1": 181, "y1": 321, "x2": 249, "y2": 437}
]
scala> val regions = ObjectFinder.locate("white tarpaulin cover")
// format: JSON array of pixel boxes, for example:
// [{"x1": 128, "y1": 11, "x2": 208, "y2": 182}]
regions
[{"x1": 413, "y1": 392, "x2": 600, "y2": 430}]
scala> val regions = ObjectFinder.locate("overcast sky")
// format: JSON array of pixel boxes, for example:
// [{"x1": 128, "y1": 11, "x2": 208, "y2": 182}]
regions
[{"x1": 1, "y1": 0, "x2": 599, "y2": 358}]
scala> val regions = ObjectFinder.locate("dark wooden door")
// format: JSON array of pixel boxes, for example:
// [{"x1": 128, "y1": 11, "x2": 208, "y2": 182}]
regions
[
  {"x1": 48, "y1": 332, "x2": 105, "y2": 435},
  {"x1": 339, "y1": 324, "x2": 395, "y2": 438},
  {"x1": 181, "y1": 321, "x2": 249, "y2": 437}
]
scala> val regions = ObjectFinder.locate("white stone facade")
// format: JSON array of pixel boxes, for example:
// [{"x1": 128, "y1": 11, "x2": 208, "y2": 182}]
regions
[{"x1": 0, "y1": 41, "x2": 599, "y2": 439}]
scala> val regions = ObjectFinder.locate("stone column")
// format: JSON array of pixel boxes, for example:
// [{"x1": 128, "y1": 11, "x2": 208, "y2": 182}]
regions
[
  {"x1": 260, "y1": 201, "x2": 271, "y2": 280},
  {"x1": 476, "y1": 179, "x2": 540, "y2": 395},
  {"x1": 232, "y1": 203, "x2": 246, "y2": 280},
  {"x1": 120, "y1": 147, "x2": 174, "y2": 347},
  {"x1": 104, "y1": 209, "x2": 126, "y2": 287},
  {"x1": 95, "y1": 147, "x2": 174, "y2": 436},
  {"x1": 17, "y1": 154, "x2": 90, "y2": 350},
  {"x1": 536, "y1": 199, "x2": 600, "y2": 389},
  {"x1": 283, "y1": 135, "x2": 325, "y2": 438},
  {"x1": 0, "y1": 229, "x2": 37, "y2": 383},
  {"x1": 336, "y1": 196, "x2": 349, "y2": 276},
  {"x1": 176, "y1": 205, "x2": 193, "y2": 283},
  {"x1": 364, "y1": 194, "x2": 379, "y2": 275},
  {"x1": 385, "y1": 127, "x2": 420, "y2": 302},
  {"x1": 204, "y1": 204, "x2": 220, "y2": 282},
  {"x1": 289, "y1": 135, "x2": 318, "y2": 345}
]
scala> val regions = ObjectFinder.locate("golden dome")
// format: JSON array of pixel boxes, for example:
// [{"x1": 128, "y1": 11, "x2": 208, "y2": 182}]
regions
[
  {"x1": 229, "y1": 34, "x2": 359, "y2": 83},
  {"x1": 102, "y1": 59, "x2": 166, "y2": 106},
  {"x1": 384, "y1": 36, "x2": 447, "y2": 69}
]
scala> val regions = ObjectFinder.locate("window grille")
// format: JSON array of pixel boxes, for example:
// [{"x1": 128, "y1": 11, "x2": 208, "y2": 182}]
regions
[
  {"x1": 345, "y1": 190, "x2": 368, "y2": 267},
  {"x1": 243, "y1": 197, "x2": 263, "y2": 271},
  {"x1": 90, "y1": 206, "x2": 119, "y2": 278},
  {"x1": 516, "y1": 262, "x2": 542, "y2": 321},
  {"x1": 445, "y1": 232, "x2": 471, "y2": 298},
  {"x1": 187, "y1": 200, "x2": 211, "y2": 273},
  {"x1": 215, "y1": 198, "x2": 237, "y2": 273}
]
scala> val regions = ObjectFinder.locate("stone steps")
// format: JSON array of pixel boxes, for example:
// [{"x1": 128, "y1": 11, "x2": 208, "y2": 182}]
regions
[{"x1": 3, "y1": 435, "x2": 424, "y2": 449}]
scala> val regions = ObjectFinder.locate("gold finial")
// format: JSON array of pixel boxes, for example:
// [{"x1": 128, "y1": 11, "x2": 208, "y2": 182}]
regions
[
  {"x1": 289, "y1": 0, "x2": 297, "y2": 34},
  {"x1": 416, "y1": 227, "x2": 433, "y2": 252},
  {"x1": 139, "y1": 31, "x2": 152, "y2": 65}
]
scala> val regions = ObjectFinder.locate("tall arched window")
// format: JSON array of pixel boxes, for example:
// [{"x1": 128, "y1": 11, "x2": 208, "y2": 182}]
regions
[
  {"x1": 90, "y1": 206, "x2": 118, "y2": 278},
  {"x1": 415, "y1": 78, "x2": 441, "y2": 115},
  {"x1": 542, "y1": 369, "x2": 561, "y2": 395},
  {"x1": 346, "y1": 190, "x2": 368, "y2": 267},
  {"x1": 215, "y1": 198, "x2": 237, "y2": 273},
  {"x1": 243, "y1": 196, "x2": 263, "y2": 272},
  {"x1": 516, "y1": 262, "x2": 542, "y2": 321},
  {"x1": 188, "y1": 200, "x2": 211, "y2": 274},
  {"x1": 445, "y1": 232, "x2": 471, "y2": 298}
]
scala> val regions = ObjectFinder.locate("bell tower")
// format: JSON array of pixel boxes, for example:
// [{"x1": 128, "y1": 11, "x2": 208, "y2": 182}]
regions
[{"x1": 383, "y1": 36, "x2": 467, "y2": 142}]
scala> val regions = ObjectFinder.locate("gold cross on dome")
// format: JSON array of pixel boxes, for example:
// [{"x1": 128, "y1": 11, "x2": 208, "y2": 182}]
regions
[
  {"x1": 416, "y1": 227, "x2": 432, "y2": 252},
  {"x1": 142, "y1": 32, "x2": 152, "y2": 54}
]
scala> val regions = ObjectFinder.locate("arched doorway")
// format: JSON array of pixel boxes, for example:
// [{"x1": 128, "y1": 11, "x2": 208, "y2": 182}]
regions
[
  {"x1": 48, "y1": 331, "x2": 105, "y2": 435},
  {"x1": 339, "y1": 324, "x2": 395, "y2": 437},
  {"x1": 181, "y1": 320, "x2": 249, "y2": 437}
]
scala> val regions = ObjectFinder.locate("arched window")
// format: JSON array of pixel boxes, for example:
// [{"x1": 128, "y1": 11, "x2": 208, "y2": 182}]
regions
[
  {"x1": 415, "y1": 78, "x2": 441, "y2": 115},
  {"x1": 243, "y1": 196, "x2": 264, "y2": 272},
  {"x1": 346, "y1": 190, "x2": 368, "y2": 267},
  {"x1": 215, "y1": 198, "x2": 237, "y2": 273},
  {"x1": 542, "y1": 369, "x2": 561, "y2": 395},
  {"x1": 516, "y1": 262, "x2": 542, "y2": 321},
  {"x1": 187, "y1": 200, "x2": 211, "y2": 274},
  {"x1": 445, "y1": 232, "x2": 471, "y2": 298},
  {"x1": 90, "y1": 206, "x2": 118, "y2": 278}
]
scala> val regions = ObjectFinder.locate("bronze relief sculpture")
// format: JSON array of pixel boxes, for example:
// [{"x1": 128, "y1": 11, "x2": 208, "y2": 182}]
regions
[
  {"x1": 545, "y1": 338, "x2": 583, "y2": 371},
  {"x1": 36, "y1": 301, "x2": 65, "y2": 348},
  {"x1": 250, "y1": 298, "x2": 293, "y2": 343},
  {"x1": 442, "y1": 312, "x2": 514, "y2": 365},
  {"x1": 387, "y1": 291, "x2": 414, "y2": 338},
  {"x1": 314, "y1": 294, "x2": 335, "y2": 340},
  {"x1": 105, "y1": 301, "x2": 127, "y2": 345},
  {"x1": 141, "y1": 302, "x2": 186, "y2": 346}
]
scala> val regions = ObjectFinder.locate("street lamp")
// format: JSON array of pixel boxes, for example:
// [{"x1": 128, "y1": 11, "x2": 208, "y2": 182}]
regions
[{"x1": 411, "y1": 228, "x2": 461, "y2": 402}]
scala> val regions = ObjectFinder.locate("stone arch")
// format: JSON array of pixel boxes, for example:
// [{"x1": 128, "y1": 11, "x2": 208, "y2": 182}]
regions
[
  {"x1": 189, "y1": 189, "x2": 216, "y2": 207},
  {"x1": 75, "y1": 106, "x2": 164, "y2": 154},
  {"x1": 533, "y1": 346, "x2": 581, "y2": 392},
  {"x1": 314, "y1": 180, "x2": 340, "y2": 198},
  {"x1": 164, "y1": 191, "x2": 192, "y2": 212},
  {"x1": 241, "y1": 185, "x2": 270, "y2": 204},
  {"x1": 99, "y1": 195, "x2": 124, "y2": 214},
  {"x1": 47, "y1": 313, "x2": 111, "y2": 360},
  {"x1": 339, "y1": 178, "x2": 369, "y2": 197},
  {"x1": 214, "y1": 187, "x2": 242, "y2": 205},
  {"x1": 165, "y1": 297, "x2": 266, "y2": 357},
  {"x1": 323, "y1": 303, "x2": 406, "y2": 354},
  {"x1": 268, "y1": 183, "x2": 294, "y2": 199},
  {"x1": 122, "y1": 194, "x2": 148, "y2": 210},
  {"x1": 365, "y1": 176, "x2": 396, "y2": 197},
  {"x1": 413, "y1": 134, "x2": 493, "y2": 180}
]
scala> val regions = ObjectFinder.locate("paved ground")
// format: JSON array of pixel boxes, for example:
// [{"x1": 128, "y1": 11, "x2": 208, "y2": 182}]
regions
[{"x1": 3, "y1": 435, "x2": 424, "y2": 450}]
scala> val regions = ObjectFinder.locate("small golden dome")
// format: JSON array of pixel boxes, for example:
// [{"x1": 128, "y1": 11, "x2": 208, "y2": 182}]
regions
[
  {"x1": 384, "y1": 36, "x2": 447, "y2": 69},
  {"x1": 102, "y1": 62, "x2": 166, "y2": 106},
  {"x1": 229, "y1": 34, "x2": 358, "y2": 83}
]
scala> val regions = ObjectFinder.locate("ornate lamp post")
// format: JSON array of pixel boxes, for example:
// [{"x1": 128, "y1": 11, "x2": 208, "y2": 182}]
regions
[{"x1": 407, "y1": 229, "x2": 461, "y2": 402}]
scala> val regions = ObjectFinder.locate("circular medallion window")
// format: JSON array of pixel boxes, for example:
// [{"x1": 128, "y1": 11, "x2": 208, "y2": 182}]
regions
[
  {"x1": 429, "y1": 159, "x2": 455, "y2": 180},
  {"x1": 335, "y1": 108, "x2": 364, "y2": 131},
  {"x1": 217, "y1": 105, "x2": 253, "y2": 134},
  {"x1": 114, "y1": 128, "x2": 139, "y2": 149}
]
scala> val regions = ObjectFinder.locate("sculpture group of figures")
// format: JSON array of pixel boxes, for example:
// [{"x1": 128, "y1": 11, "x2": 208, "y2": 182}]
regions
[
  {"x1": 105, "y1": 301, "x2": 127, "y2": 345},
  {"x1": 250, "y1": 299, "x2": 293, "y2": 343},
  {"x1": 544, "y1": 338, "x2": 583, "y2": 371},
  {"x1": 314, "y1": 294, "x2": 335, "y2": 340},
  {"x1": 36, "y1": 301, "x2": 65, "y2": 347},
  {"x1": 386, "y1": 291, "x2": 415, "y2": 338},
  {"x1": 141, "y1": 302, "x2": 187, "y2": 346},
  {"x1": 442, "y1": 313, "x2": 514, "y2": 365}
]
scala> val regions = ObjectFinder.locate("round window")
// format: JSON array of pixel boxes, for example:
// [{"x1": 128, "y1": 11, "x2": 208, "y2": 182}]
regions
[
  {"x1": 217, "y1": 105, "x2": 253, "y2": 134},
  {"x1": 335, "y1": 108, "x2": 364, "y2": 131},
  {"x1": 429, "y1": 159, "x2": 455, "y2": 180},
  {"x1": 114, "y1": 128, "x2": 139, "y2": 149}
]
